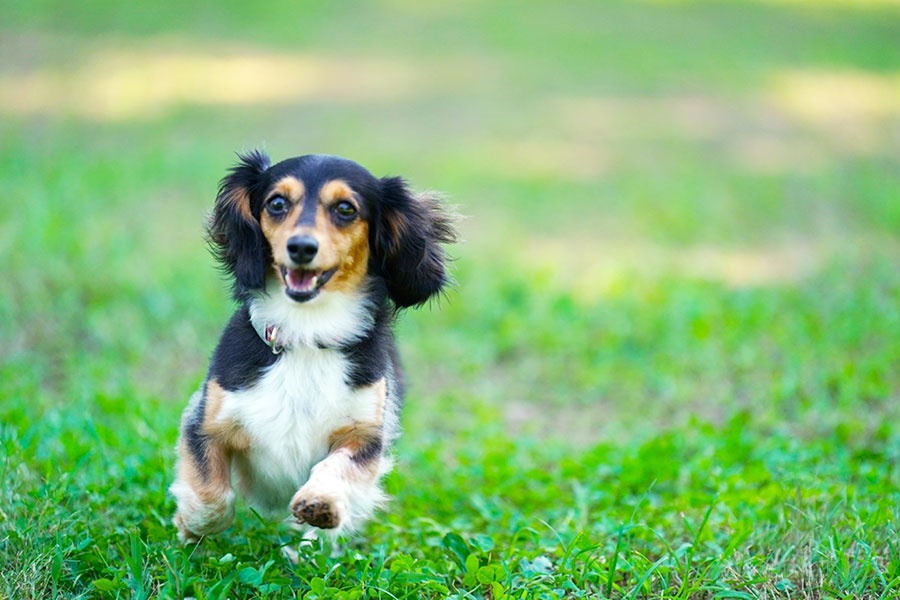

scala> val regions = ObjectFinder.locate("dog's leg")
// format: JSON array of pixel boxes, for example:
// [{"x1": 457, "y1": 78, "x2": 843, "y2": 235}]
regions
[
  {"x1": 290, "y1": 379, "x2": 393, "y2": 535},
  {"x1": 170, "y1": 382, "x2": 249, "y2": 543}
]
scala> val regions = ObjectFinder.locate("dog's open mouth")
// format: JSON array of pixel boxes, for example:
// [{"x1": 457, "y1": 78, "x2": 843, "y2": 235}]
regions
[{"x1": 281, "y1": 266, "x2": 337, "y2": 302}]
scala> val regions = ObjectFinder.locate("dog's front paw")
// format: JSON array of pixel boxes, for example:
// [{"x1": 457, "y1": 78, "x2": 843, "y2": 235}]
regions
[
  {"x1": 290, "y1": 490, "x2": 345, "y2": 529},
  {"x1": 173, "y1": 510, "x2": 202, "y2": 544}
]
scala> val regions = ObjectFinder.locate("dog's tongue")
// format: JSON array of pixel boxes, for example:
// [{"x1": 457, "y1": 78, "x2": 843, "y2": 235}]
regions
[{"x1": 288, "y1": 269, "x2": 318, "y2": 291}]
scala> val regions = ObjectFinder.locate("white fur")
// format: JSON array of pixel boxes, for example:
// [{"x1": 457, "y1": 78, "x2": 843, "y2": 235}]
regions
[
  {"x1": 248, "y1": 277, "x2": 374, "y2": 349},
  {"x1": 291, "y1": 448, "x2": 393, "y2": 535},
  {"x1": 215, "y1": 283, "x2": 390, "y2": 533},
  {"x1": 171, "y1": 282, "x2": 393, "y2": 540},
  {"x1": 170, "y1": 481, "x2": 236, "y2": 543}
]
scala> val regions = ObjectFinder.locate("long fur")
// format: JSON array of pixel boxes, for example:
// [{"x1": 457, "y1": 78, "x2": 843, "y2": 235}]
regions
[
  {"x1": 170, "y1": 151, "x2": 456, "y2": 543},
  {"x1": 374, "y1": 178, "x2": 458, "y2": 308},
  {"x1": 207, "y1": 149, "x2": 272, "y2": 300}
]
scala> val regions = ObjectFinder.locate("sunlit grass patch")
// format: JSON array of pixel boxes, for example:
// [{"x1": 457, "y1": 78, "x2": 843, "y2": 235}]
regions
[{"x1": 0, "y1": 42, "x2": 481, "y2": 120}]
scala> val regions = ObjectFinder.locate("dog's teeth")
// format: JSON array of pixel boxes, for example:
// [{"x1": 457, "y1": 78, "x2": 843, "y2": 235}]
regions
[{"x1": 311, "y1": 275, "x2": 319, "y2": 287}]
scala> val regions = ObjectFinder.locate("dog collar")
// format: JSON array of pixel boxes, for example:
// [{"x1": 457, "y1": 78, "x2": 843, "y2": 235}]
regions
[
  {"x1": 264, "y1": 324, "x2": 286, "y2": 354},
  {"x1": 251, "y1": 319, "x2": 340, "y2": 353},
  {"x1": 250, "y1": 319, "x2": 288, "y2": 354}
]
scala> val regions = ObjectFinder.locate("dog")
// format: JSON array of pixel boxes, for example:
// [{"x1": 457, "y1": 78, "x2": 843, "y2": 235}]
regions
[{"x1": 169, "y1": 150, "x2": 456, "y2": 543}]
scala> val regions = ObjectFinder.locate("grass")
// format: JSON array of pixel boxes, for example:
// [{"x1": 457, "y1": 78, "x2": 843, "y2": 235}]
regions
[{"x1": 2, "y1": 0, "x2": 900, "y2": 597}]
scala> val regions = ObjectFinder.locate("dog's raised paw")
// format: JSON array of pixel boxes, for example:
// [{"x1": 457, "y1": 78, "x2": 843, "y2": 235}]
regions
[{"x1": 291, "y1": 496, "x2": 341, "y2": 529}]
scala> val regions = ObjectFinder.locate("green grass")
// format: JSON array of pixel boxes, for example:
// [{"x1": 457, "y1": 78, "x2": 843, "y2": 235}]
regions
[{"x1": 2, "y1": 0, "x2": 900, "y2": 597}]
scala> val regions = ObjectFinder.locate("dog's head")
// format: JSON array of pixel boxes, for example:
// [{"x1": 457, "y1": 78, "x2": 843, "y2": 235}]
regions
[{"x1": 208, "y1": 150, "x2": 456, "y2": 308}]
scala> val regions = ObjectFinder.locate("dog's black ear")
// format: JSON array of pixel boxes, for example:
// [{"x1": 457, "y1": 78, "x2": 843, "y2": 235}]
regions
[
  {"x1": 373, "y1": 177, "x2": 457, "y2": 309},
  {"x1": 207, "y1": 149, "x2": 271, "y2": 300}
]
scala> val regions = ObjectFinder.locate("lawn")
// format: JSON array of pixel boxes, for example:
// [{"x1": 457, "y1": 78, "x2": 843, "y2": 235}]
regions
[{"x1": 2, "y1": 0, "x2": 900, "y2": 598}]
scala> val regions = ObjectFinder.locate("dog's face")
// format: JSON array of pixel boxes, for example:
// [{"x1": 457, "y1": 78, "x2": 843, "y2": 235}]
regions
[
  {"x1": 208, "y1": 151, "x2": 455, "y2": 307},
  {"x1": 257, "y1": 157, "x2": 376, "y2": 303}
]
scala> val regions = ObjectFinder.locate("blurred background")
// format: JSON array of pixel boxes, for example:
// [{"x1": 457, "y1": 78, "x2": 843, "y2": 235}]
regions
[
  {"x1": 2, "y1": 0, "x2": 900, "y2": 596},
  {"x1": 3, "y1": 0, "x2": 898, "y2": 435}
]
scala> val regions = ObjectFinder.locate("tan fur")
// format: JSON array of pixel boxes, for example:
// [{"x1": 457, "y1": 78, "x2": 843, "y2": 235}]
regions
[
  {"x1": 384, "y1": 210, "x2": 408, "y2": 254},
  {"x1": 260, "y1": 177, "x2": 305, "y2": 270},
  {"x1": 326, "y1": 378, "x2": 386, "y2": 476},
  {"x1": 328, "y1": 423, "x2": 380, "y2": 456},
  {"x1": 202, "y1": 379, "x2": 251, "y2": 451},
  {"x1": 271, "y1": 176, "x2": 305, "y2": 201},
  {"x1": 318, "y1": 180, "x2": 355, "y2": 204},
  {"x1": 175, "y1": 437, "x2": 231, "y2": 506},
  {"x1": 259, "y1": 177, "x2": 370, "y2": 296},
  {"x1": 318, "y1": 179, "x2": 370, "y2": 293},
  {"x1": 324, "y1": 217, "x2": 369, "y2": 294},
  {"x1": 290, "y1": 379, "x2": 388, "y2": 527},
  {"x1": 228, "y1": 186, "x2": 254, "y2": 222},
  {"x1": 171, "y1": 379, "x2": 252, "y2": 541},
  {"x1": 174, "y1": 379, "x2": 250, "y2": 508}
]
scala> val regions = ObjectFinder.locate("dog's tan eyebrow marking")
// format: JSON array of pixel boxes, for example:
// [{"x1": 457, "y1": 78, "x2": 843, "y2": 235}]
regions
[
  {"x1": 319, "y1": 179, "x2": 359, "y2": 208},
  {"x1": 269, "y1": 176, "x2": 305, "y2": 201}
]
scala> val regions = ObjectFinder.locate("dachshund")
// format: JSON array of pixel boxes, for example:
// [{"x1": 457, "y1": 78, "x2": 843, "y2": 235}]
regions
[{"x1": 169, "y1": 150, "x2": 456, "y2": 543}]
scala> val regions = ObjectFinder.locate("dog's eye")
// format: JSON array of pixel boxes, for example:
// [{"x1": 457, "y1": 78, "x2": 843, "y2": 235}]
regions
[
  {"x1": 333, "y1": 201, "x2": 357, "y2": 219},
  {"x1": 266, "y1": 196, "x2": 288, "y2": 216}
]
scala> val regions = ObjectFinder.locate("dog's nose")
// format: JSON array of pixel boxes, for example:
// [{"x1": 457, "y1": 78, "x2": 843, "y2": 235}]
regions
[{"x1": 286, "y1": 235, "x2": 318, "y2": 264}]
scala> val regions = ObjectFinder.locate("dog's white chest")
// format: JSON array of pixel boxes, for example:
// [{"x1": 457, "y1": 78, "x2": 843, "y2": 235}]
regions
[{"x1": 223, "y1": 346, "x2": 354, "y2": 514}]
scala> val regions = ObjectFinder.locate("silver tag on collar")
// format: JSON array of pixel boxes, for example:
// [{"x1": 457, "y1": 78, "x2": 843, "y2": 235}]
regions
[{"x1": 265, "y1": 324, "x2": 284, "y2": 354}]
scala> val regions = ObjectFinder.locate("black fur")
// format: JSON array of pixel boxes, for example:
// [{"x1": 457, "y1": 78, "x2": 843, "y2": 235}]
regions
[
  {"x1": 207, "y1": 151, "x2": 456, "y2": 309},
  {"x1": 176, "y1": 152, "x2": 455, "y2": 538},
  {"x1": 183, "y1": 380, "x2": 211, "y2": 479},
  {"x1": 351, "y1": 436, "x2": 384, "y2": 465},
  {"x1": 208, "y1": 150, "x2": 272, "y2": 300},
  {"x1": 198, "y1": 152, "x2": 456, "y2": 467},
  {"x1": 183, "y1": 150, "x2": 455, "y2": 496},
  {"x1": 372, "y1": 177, "x2": 457, "y2": 308},
  {"x1": 339, "y1": 281, "x2": 397, "y2": 389},
  {"x1": 185, "y1": 305, "x2": 280, "y2": 480},
  {"x1": 209, "y1": 305, "x2": 280, "y2": 391}
]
